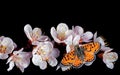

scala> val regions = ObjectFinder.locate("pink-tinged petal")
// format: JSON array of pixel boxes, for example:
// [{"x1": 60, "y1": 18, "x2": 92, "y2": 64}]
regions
[
  {"x1": 93, "y1": 32, "x2": 97, "y2": 42},
  {"x1": 13, "y1": 48, "x2": 24, "y2": 55},
  {"x1": 32, "y1": 41, "x2": 40, "y2": 45},
  {"x1": 85, "y1": 61, "x2": 94, "y2": 66},
  {"x1": 61, "y1": 66, "x2": 71, "y2": 71},
  {"x1": 106, "y1": 62, "x2": 114, "y2": 69},
  {"x1": 7, "y1": 61, "x2": 14, "y2": 71},
  {"x1": 39, "y1": 61, "x2": 47, "y2": 70},
  {"x1": 0, "y1": 36, "x2": 5, "y2": 42},
  {"x1": 66, "y1": 45, "x2": 71, "y2": 53},
  {"x1": 64, "y1": 35, "x2": 73, "y2": 45},
  {"x1": 51, "y1": 27, "x2": 61, "y2": 43},
  {"x1": 101, "y1": 46, "x2": 113, "y2": 51},
  {"x1": 73, "y1": 35, "x2": 80, "y2": 45},
  {"x1": 48, "y1": 56, "x2": 58, "y2": 67},
  {"x1": 65, "y1": 30, "x2": 74, "y2": 38},
  {"x1": 45, "y1": 41, "x2": 53, "y2": 50},
  {"x1": 38, "y1": 35, "x2": 49, "y2": 41},
  {"x1": 13, "y1": 43, "x2": 17, "y2": 49},
  {"x1": 0, "y1": 54, "x2": 8, "y2": 59},
  {"x1": 50, "y1": 48, "x2": 60, "y2": 58},
  {"x1": 15, "y1": 62, "x2": 25, "y2": 73},
  {"x1": 32, "y1": 55, "x2": 42, "y2": 66},
  {"x1": 57, "y1": 23, "x2": 68, "y2": 34},
  {"x1": 96, "y1": 37, "x2": 105, "y2": 46},
  {"x1": 81, "y1": 31, "x2": 93, "y2": 42},
  {"x1": 24, "y1": 24, "x2": 33, "y2": 41},
  {"x1": 72, "y1": 26, "x2": 84, "y2": 36},
  {"x1": 6, "y1": 56, "x2": 13, "y2": 64}
]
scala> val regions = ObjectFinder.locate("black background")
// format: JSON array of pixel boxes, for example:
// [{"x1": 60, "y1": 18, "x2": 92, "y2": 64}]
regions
[{"x1": 0, "y1": 4, "x2": 120, "y2": 75}]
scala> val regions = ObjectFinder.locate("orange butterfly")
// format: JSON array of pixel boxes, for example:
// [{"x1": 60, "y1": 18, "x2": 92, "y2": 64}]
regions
[{"x1": 59, "y1": 42, "x2": 100, "y2": 70}]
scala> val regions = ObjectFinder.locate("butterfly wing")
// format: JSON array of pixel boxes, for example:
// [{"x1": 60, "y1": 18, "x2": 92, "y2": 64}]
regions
[
  {"x1": 81, "y1": 42, "x2": 100, "y2": 63},
  {"x1": 61, "y1": 50, "x2": 83, "y2": 68}
]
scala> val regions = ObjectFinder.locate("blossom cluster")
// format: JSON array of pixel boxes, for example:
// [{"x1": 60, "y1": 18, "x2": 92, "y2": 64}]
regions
[{"x1": 0, "y1": 23, "x2": 118, "y2": 72}]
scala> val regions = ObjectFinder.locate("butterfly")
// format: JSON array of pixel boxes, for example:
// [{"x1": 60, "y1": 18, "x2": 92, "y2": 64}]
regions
[{"x1": 59, "y1": 42, "x2": 100, "y2": 70}]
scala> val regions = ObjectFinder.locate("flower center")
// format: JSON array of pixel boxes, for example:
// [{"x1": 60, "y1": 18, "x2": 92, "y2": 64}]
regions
[
  {"x1": 32, "y1": 31, "x2": 40, "y2": 41},
  {"x1": 57, "y1": 32, "x2": 65, "y2": 41},
  {"x1": 0, "y1": 45, "x2": 6, "y2": 53}
]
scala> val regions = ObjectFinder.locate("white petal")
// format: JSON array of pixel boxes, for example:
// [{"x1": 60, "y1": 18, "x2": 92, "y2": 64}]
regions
[
  {"x1": 101, "y1": 46, "x2": 113, "y2": 51},
  {"x1": 45, "y1": 41, "x2": 53, "y2": 50},
  {"x1": 65, "y1": 30, "x2": 74, "y2": 38},
  {"x1": 13, "y1": 48, "x2": 24, "y2": 55},
  {"x1": 38, "y1": 35, "x2": 48, "y2": 41},
  {"x1": 106, "y1": 63, "x2": 114, "y2": 69},
  {"x1": 7, "y1": 61, "x2": 14, "y2": 71},
  {"x1": 0, "y1": 54, "x2": 8, "y2": 59},
  {"x1": 57, "y1": 23, "x2": 68, "y2": 34},
  {"x1": 73, "y1": 26, "x2": 84, "y2": 36},
  {"x1": 85, "y1": 61, "x2": 94, "y2": 66},
  {"x1": 48, "y1": 56, "x2": 58, "y2": 67},
  {"x1": 24, "y1": 24, "x2": 33, "y2": 41},
  {"x1": 82, "y1": 31, "x2": 93, "y2": 42},
  {"x1": 61, "y1": 66, "x2": 71, "y2": 71},
  {"x1": 73, "y1": 35, "x2": 80, "y2": 45},
  {"x1": 39, "y1": 61, "x2": 47, "y2": 70},
  {"x1": 32, "y1": 41, "x2": 40, "y2": 45},
  {"x1": 13, "y1": 43, "x2": 17, "y2": 49},
  {"x1": 66, "y1": 45, "x2": 71, "y2": 53},
  {"x1": 32, "y1": 55, "x2": 42, "y2": 66},
  {"x1": 50, "y1": 48, "x2": 60, "y2": 58},
  {"x1": 50, "y1": 27, "x2": 61, "y2": 43},
  {"x1": 64, "y1": 35, "x2": 73, "y2": 45},
  {"x1": 93, "y1": 32, "x2": 97, "y2": 42},
  {"x1": 96, "y1": 37, "x2": 105, "y2": 46},
  {"x1": 6, "y1": 56, "x2": 13, "y2": 64},
  {"x1": 15, "y1": 62, "x2": 25, "y2": 73},
  {"x1": 0, "y1": 36, "x2": 5, "y2": 42}
]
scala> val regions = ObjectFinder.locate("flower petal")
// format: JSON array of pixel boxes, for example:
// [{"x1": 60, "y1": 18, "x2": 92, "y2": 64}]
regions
[
  {"x1": 24, "y1": 24, "x2": 33, "y2": 41},
  {"x1": 103, "y1": 52, "x2": 118, "y2": 63},
  {"x1": 73, "y1": 35, "x2": 80, "y2": 45},
  {"x1": 72, "y1": 26, "x2": 84, "y2": 36},
  {"x1": 0, "y1": 53, "x2": 8, "y2": 59},
  {"x1": 48, "y1": 56, "x2": 58, "y2": 67},
  {"x1": 0, "y1": 36, "x2": 5, "y2": 42},
  {"x1": 7, "y1": 61, "x2": 14, "y2": 71},
  {"x1": 66, "y1": 45, "x2": 71, "y2": 53},
  {"x1": 61, "y1": 66, "x2": 71, "y2": 71},
  {"x1": 85, "y1": 61, "x2": 94, "y2": 66},
  {"x1": 39, "y1": 61, "x2": 47, "y2": 70},
  {"x1": 96, "y1": 37, "x2": 105, "y2": 46},
  {"x1": 57, "y1": 23, "x2": 68, "y2": 34},
  {"x1": 101, "y1": 46, "x2": 113, "y2": 51},
  {"x1": 32, "y1": 28, "x2": 42, "y2": 41},
  {"x1": 50, "y1": 48, "x2": 60, "y2": 58},
  {"x1": 64, "y1": 35, "x2": 73, "y2": 45},
  {"x1": 15, "y1": 62, "x2": 25, "y2": 73},
  {"x1": 38, "y1": 35, "x2": 48, "y2": 41},
  {"x1": 106, "y1": 62, "x2": 114, "y2": 69},
  {"x1": 32, "y1": 55, "x2": 42, "y2": 66},
  {"x1": 81, "y1": 31, "x2": 93, "y2": 42},
  {"x1": 50, "y1": 27, "x2": 61, "y2": 43}
]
